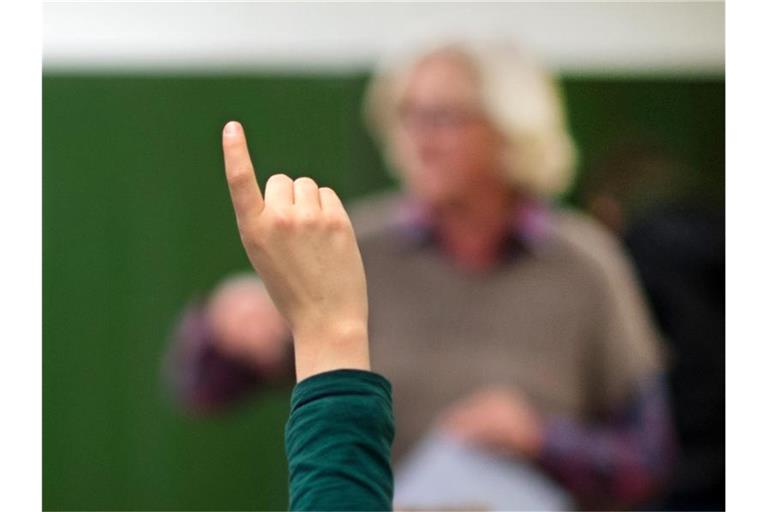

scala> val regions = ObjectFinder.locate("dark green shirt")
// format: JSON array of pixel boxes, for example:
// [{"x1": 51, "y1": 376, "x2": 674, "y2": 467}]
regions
[{"x1": 285, "y1": 369, "x2": 394, "y2": 511}]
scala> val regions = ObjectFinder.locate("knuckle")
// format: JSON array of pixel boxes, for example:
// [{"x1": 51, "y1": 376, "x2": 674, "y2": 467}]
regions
[
  {"x1": 269, "y1": 210, "x2": 294, "y2": 230},
  {"x1": 297, "y1": 211, "x2": 320, "y2": 228},
  {"x1": 270, "y1": 216, "x2": 291, "y2": 230},
  {"x1": 227, "y1": 170, "x2": 250, "y2": 186},
  {"x1": 325, "y1": 214, "x2": 350, "y2": 231}
]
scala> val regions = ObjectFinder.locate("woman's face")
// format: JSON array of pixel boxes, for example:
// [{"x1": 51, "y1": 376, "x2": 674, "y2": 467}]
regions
[{"x1": 393, "y1": 54, "x2": 505, "y2": 206}]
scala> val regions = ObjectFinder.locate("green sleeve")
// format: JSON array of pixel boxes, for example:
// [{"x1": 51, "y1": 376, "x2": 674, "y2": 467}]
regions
[{"x1": 285, "y1": 369, "x2": 395, "y2": 511}]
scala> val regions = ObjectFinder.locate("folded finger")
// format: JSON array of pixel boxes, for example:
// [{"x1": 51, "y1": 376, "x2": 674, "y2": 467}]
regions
[
  {"x1": 294, "y1": 177, "x2": 321, "y2": 214},
  {"x1": 264, "y1": 173, "x2": 295, "y2": 208}
]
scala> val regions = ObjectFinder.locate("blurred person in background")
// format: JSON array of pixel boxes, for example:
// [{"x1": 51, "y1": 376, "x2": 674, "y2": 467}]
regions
[
  {"x1": 583, "y1": 142, "x2": 725, "y2": 510},
  {"x1": 166, "y1": 42, "x2": 675, "y2": 509}
]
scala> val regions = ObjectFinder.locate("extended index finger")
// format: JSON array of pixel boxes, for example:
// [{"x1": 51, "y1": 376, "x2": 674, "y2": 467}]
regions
[{"x1": 222, "y1": 121, "x2": 264, "y2": 222}]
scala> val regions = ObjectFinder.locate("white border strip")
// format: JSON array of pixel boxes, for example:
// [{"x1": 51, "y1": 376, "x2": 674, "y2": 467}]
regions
[{"x1": 44, "y1": 2, "x2": 725, "y2": 74}]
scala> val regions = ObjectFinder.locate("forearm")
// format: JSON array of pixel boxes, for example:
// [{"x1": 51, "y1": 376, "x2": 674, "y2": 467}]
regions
[{"x1": 285, "y1": 369, "x2": 394, "y2": 511}]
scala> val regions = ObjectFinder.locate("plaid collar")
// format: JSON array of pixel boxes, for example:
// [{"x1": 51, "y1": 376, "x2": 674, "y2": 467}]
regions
[{"x1": 393, "y1": 195, "x2": 555, "y2": 259}]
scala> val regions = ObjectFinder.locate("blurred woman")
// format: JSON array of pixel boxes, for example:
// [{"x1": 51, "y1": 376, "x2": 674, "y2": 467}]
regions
[{"x1": 167, "y1": 41, "x2": 675, "y2": 509}]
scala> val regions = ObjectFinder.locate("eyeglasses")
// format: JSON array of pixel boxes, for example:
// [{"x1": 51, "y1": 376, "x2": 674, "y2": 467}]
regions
[{"x1": 396, "y1": 103, "x2": 485, "y2": 131}]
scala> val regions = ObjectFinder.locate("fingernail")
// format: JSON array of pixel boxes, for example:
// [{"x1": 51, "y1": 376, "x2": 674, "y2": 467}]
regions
[{"x1": 224, "y1": 121, "x2": 239, "y2": 136}]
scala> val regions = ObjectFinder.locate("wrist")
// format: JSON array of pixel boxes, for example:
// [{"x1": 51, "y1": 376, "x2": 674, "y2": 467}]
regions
[{"x1": 292, "y1": 320, "x2": 370, "y2": 382}]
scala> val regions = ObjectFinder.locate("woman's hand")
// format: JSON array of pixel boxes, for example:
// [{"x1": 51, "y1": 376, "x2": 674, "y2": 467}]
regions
[
  {"x1": 221, "y1": 121, "x2": 370, "y2": 382},
  {"x1": 207, "y1": 275, "x2": 290, "y2": 374},
  {"x1": 439, "y1": 386, "x2": 544, "y2": 459}
]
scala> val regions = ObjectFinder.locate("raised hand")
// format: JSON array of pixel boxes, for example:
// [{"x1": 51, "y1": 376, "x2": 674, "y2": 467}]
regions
[{"x1": 221, "y1": 121, "x2": 370, "y2": 382}]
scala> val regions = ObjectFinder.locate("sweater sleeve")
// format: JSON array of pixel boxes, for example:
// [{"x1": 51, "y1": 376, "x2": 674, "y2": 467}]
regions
[
  {"x1": 285, "y1": 369, "x2": 395, "y2": 511},
  {"x1": 538, "y1": 374, "x2": 677, "y2": 508}
]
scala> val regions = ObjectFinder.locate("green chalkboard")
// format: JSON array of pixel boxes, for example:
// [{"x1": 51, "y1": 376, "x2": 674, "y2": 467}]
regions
[{"x1": 43, "y1": 72, "x2": 723, "y2": 510}]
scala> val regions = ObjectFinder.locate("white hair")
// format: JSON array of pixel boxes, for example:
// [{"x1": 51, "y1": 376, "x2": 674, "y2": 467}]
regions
[{"x1": 363, "y1": 41, "x2": 578, "y2": 199}]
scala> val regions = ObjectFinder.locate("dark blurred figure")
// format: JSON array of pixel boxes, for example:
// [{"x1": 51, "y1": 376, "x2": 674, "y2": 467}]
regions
[{"x1": 583, "y1": 141, "x2": 725, "y2": 510}]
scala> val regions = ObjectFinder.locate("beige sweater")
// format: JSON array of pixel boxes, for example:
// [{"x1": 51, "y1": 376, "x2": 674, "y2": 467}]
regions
[{"x1": 349, "y1": 192, "x2": 663, "y2": 461}]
